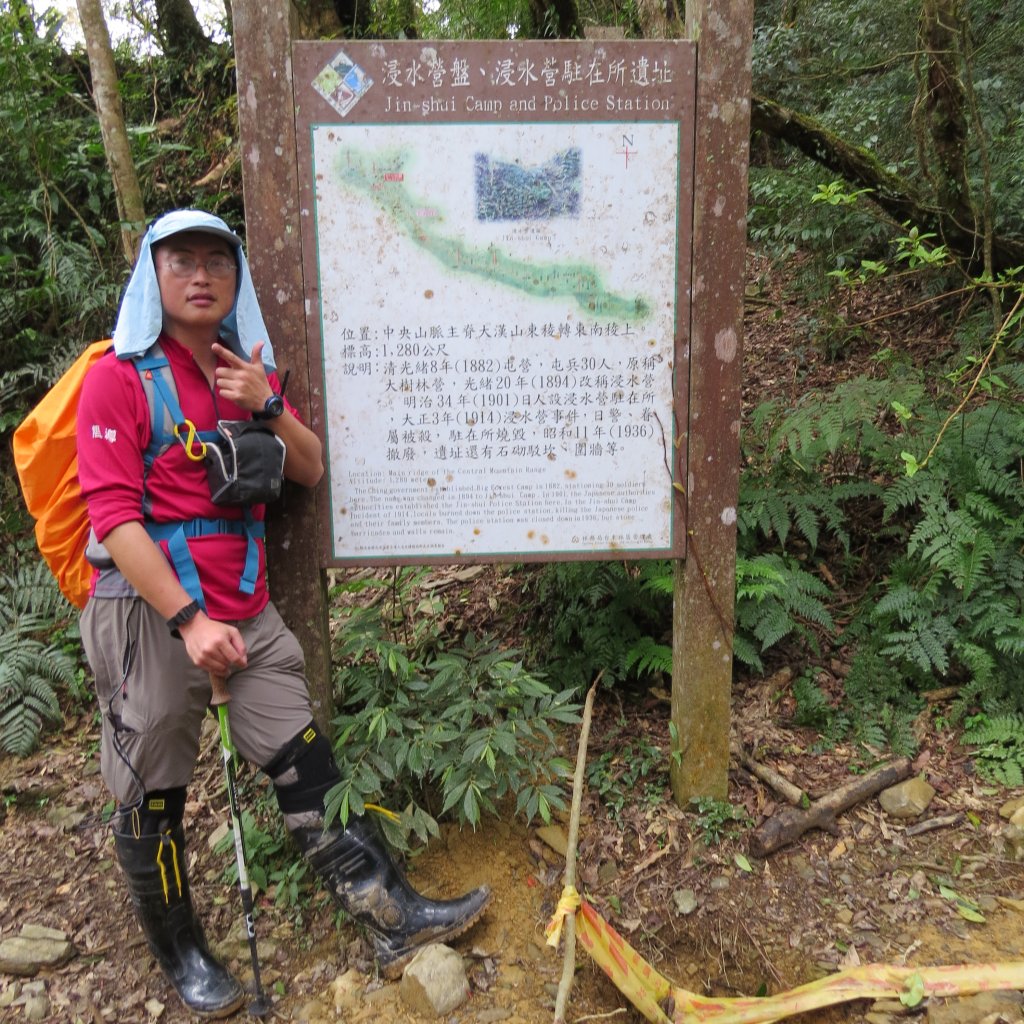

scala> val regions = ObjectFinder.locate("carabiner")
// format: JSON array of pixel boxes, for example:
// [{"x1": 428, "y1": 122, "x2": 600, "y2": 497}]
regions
[{"x1": 173, "y1": 420, "x2": 207, "y2": 461}]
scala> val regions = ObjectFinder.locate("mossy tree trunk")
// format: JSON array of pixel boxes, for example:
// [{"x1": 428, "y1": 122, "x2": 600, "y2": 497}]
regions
[
  {"x1": 750, "y1": 93, "x2": 1024, "y2": 273},
  {"x1": 914, "y1": 0, "x2": 1000, "y2": 306},
  {"x1": 153, "y1": 0, "x2": 215, "y2": 61},
  {"x1": 291, "y1": 0, "x2": 372, "y2": 38},
  {"x1": 915, "y1": 0, "x2": 970, "y2": 221}
]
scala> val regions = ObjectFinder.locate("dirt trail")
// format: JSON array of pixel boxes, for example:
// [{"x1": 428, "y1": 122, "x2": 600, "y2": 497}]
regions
[{"x1": 2, "y1": 688, "x2": 1023, "y2": 1024}]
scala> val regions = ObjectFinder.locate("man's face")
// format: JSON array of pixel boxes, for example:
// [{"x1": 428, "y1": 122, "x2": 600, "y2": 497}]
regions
[{"x1": 153, "y1": 231, "x2": 238, "y2": 342}]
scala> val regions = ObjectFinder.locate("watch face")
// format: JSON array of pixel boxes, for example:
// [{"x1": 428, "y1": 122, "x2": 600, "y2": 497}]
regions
[{"x1": 265, "y1": 395, "x2": 284, "y2": 418}]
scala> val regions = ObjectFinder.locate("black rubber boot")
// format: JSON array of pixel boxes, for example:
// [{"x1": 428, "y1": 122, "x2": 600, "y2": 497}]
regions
[
  {"x1": 113, "y1": 816, "x2": 244, "y2": 1018},
  {"x1": 292, "y1": 815, "x2": 492, "y2": 977}
]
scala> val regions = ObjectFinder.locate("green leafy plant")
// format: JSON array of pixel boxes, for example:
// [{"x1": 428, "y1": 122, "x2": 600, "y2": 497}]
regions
[
  {"x1": 872, "y1": 383, "x2": 1024, "y2": 709},
  {"x1": 327, "y1": 571, "x2": 579, "y2": 844},
  {"x1": 791, "y1": 671, "x2": 847, "y2": 738},
  {"x1": 748, "y1": 165, "x2": 886, "y2": 281},
  {"x1": 526, "y1": 559, "x2": 672, "y2": 693},
  {"x1": 688, "y1": 796, "x2": 753, "y2": 846},
  {"x1": 841, "y1": 647, "x2": 921, "y2": 756},
  {"x1": 734, "y1": 555, "x2": 835, "y2": 673},
  {"x1": 0, "y1": 6, "x2": 124, "y2": 423},
  {"x1": 740, "y1": 327, "x2": 1024, "y2": 724},
  {"x1": 960, "y1": 713, "x2": 1024, "y2": 787},
  {"x1": 214, "y1": 805, "x2": 314, "y2": 918},
  {"x1": 623, "y1": 635, "x2": 672, "y2": 679},
  {"x1": 0, "y1": 560, "x2": 75, "y2": 756},
  {"x1": 586, "y1": 736, "x2": 670, "y2": 824}
]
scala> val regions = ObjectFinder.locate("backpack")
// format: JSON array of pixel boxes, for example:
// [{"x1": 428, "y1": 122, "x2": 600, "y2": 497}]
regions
[
  {"x1": 13, "y1": 341, "x2": 264, "y2": 610},
  {"x1": 13, "y1": 341, "x2": 112, "y2": 608}
]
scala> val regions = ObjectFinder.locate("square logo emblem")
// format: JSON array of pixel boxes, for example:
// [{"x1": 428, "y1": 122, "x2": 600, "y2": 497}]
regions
[{"x1": 313, "y1": 49, "x2": 373, "y2": 118}]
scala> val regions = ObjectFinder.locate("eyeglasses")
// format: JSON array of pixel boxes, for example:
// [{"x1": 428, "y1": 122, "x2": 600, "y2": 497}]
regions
[{"x1": 163, "y1": 254, "x2": 238, "y2": 279}]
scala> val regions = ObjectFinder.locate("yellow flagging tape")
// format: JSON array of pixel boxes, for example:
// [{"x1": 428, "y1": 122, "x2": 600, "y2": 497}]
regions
[
  {"x1": 553, "y1": 898, "x2": 1024, "y2": 1024},
  {"x1": 544, "y1": 885, "x2": 582, "y2": 947},
  {"x1": 365, "y1": 803, "x2": 401, "y2": 823}
]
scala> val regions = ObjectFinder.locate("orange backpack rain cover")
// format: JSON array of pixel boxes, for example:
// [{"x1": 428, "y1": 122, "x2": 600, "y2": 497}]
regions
[{"x1": 13, "y1": 340, "x2": 112, "y2": 609}]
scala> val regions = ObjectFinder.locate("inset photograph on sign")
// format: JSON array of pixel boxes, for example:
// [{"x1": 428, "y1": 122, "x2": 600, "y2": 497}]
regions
[{"x1": 312, "y1": 121, "x2": 678, "y2": 561}]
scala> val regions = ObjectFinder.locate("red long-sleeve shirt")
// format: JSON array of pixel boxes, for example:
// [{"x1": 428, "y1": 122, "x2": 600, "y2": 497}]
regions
[{"x1": 77, "y1": 334, "x2": 296, "y2": 620}]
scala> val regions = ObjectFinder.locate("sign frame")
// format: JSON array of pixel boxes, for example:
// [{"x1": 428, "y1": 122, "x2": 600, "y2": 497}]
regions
[{"x1": 292, "y1": 39, "x2": 696, "y2": 569}]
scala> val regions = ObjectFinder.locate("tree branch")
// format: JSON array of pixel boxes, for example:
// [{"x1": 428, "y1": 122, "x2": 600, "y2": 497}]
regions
[{"x1": 750, "y1": 94, "x2": 1024, "y2": 273}]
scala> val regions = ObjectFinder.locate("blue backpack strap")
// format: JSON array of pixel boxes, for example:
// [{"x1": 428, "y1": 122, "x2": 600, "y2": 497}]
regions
[
  {"x1": 134, "y1": 343, "x2": 217, "y2": 467},
  {"x1": 145, "y1": 517, "x2": 267, "y2": 605},
  {"x1": 239, "y1": 507, "x2": 262, "y2": 595},
  {"x1": 133, "y1": 344, "x2": 265, "y2": 602}
]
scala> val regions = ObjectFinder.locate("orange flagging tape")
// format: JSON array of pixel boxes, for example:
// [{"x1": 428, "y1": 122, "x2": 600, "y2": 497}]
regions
[{"x1": 553, "y1": 893, "x2": 1024, "y2": 1024}]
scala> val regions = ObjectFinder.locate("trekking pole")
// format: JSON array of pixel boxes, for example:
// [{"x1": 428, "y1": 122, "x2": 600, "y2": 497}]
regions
[{"x1": 209, "y1": 673, "x2": 271, "y2": 1018}]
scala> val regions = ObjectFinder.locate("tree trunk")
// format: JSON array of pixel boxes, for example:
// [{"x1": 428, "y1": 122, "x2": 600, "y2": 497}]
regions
[
  {"x1": 917, "y1": 0, "x2": 969, "y2": 212},
  {"x1": 329, "y1": 0, "x2": 373, "y2": 37},
  {"x1": 526, "y1": 0, "x2": 581, "y2": 38},
  {"x1": 396, "y1": 0, "x2": 417, "y2": 37},
  {"x1": 154, "y1": 0, "x2": 214, "y2": 60},
  {"x1": 915, "y1": 0, "x2": 980, "y2": 264},
  {"x1": 635, "y1": 0, "x2": 677, "y2": 39},
  {"x1": 750, "y1": 94, "x2": 1024, "y2": 273},
  {"x1": 75, "y1": 0, "x2": 146, "y2": 265},
  {"x1": 232, "y1": 0, "x2": 334, "y2": 730}
]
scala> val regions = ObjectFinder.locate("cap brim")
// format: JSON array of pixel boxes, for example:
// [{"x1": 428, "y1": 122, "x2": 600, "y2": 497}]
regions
[{"x1": 148, "y1": 210, "x2": 243, "y2": 249}]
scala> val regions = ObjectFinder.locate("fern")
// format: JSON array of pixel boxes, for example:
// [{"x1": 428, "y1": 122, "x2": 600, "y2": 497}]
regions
[
  {"x1": 0, "y1": 630, "x2": 70, "y2": 756},
  {"x1": 528, "y1": 561, "x2": 670, "y2": 691},
  {"x1": 879, "y1": 620, "x2": 955, "y2": 675},
  {"x1": 791, "y1": 673, "x2": 848, "y2": 740},
  {"x1": 732, "y1": 633, "x2": 762, "y2": 672},
  {"x1": 638, "y1": 560, "x2": 674, "y2": 596},
  {"x1": 859, "y1": 364, "x2": 1024, "y2": 706},
  {"x1": 961, "y1": 712, "x2": 1024, "y2": 745},
  {"x1": 734, "y1": 554, "x2": 834, "y2": 672},
  {"x1": 624, "y1": 636, "x2": 672, "y2": 678},
  {"x1": 961, "y1": 713, "x2": 1024, "y2": 787},
  {"x1": 737, "y1": 347, "x2": 1024, "y2": 762},
  {"x1": 0, "y1": 560, "x2": 76, "y2": 756},
  {"x1": 0, "y1": 561, "x2": 71, "y2": 625}
]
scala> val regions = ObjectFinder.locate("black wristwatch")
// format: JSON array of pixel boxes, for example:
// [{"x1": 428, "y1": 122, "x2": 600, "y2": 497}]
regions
[{"x1": 254, "y1": 394, "x2": 284, "y2": 420}]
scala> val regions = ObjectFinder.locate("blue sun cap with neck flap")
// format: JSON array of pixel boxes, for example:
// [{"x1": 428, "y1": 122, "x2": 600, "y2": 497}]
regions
[{"x1": 111, "y1": 208, "x2": 275, "y2": 370}]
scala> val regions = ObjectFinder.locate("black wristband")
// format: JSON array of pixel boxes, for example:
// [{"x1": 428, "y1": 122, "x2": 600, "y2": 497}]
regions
[{"x1": 167, "y1": 599, "x2": 202, "y2": 638}]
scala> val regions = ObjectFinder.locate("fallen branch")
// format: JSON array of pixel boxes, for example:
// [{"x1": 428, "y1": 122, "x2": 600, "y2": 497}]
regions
[
  {"x1": 194, "y1": 150, "x2": 240, "y2": 189},
  {"x1": 921, "y1": 686, "x2": 959, "y2": 704},
  {"x1": 750, "y1": 94, "x2": 1024, "y2": 272},
  {"x1": 904, "y1": 813, "x2": 963, "y2": 837},
  {"x1": 748, "y1": 758, "x2": 913, "y2": 858},
  {"x1": 730, "y1": 742, "x2": 806, "y2": 807},
  {"x1": 553, "y1": 673, "x2": 601, "y2": 1024}
]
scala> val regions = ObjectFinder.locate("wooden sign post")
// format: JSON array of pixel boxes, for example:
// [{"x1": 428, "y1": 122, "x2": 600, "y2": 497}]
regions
[{"x1": 232, "y1": 0, "x2": 753, "y2": 803}]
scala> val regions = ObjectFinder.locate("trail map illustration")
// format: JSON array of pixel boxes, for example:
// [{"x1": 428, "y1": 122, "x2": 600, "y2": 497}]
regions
[{"x1": 310, "y1": 120, "x2": 682, "y2": 561}]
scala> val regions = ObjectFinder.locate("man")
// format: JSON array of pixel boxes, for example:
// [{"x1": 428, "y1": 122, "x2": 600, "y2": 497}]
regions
[{"x1": 77, "y1": 209, "x2": 491, "y2": 1017}]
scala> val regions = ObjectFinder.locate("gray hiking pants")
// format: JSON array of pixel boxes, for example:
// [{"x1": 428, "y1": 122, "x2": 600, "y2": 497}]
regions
[{"x1": 81, "y1": 597, "x2": 315, "y2": 805}]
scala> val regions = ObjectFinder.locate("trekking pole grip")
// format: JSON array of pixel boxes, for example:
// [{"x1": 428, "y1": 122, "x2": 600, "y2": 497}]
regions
[{"x1": 209, "y1": 673, "x2": 231, "y2": 707}]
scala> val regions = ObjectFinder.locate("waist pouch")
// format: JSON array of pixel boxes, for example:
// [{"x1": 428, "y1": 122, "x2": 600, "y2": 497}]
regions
[{"x1": 205, "y1": 420, "x2": 286, "y2": 506}]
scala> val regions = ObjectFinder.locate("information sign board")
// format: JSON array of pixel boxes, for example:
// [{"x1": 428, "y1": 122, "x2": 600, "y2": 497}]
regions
[{"x1": 292, "y1": 40, "x2": 696, "y2": 565}]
